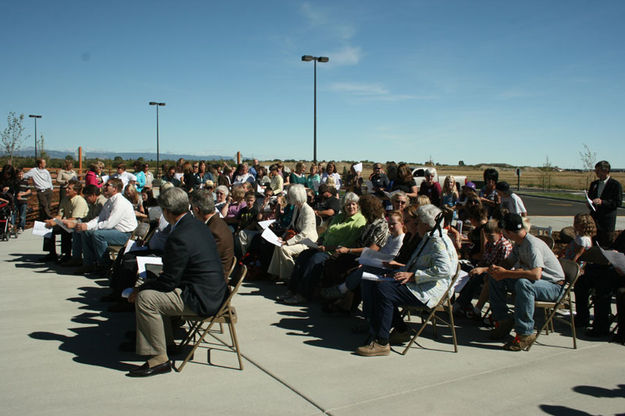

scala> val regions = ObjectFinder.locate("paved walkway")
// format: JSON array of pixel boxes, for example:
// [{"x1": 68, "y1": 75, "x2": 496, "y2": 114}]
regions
[{"x1": 1, "y1": 221, "x2": 624, "y2": 416}]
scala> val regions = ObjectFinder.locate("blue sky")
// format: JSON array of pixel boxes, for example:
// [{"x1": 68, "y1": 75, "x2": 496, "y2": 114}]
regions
[{"x1": 2, "y1": 0, "x2": 624, "y2": 168}]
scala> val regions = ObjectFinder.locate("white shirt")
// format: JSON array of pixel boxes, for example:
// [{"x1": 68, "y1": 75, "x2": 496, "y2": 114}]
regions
[
  {"x1": 502, "y1": 193, "x2": 527, "y2": 215},
  {"x1": 86, "y1": 192, "x2": 137, "y2": 232},
  {"x1": 111, "y1": 171, "x2": 137, "y2": 189},
  {"x1": 23, "y1": 168, "x2": 53, "y2": 191}
]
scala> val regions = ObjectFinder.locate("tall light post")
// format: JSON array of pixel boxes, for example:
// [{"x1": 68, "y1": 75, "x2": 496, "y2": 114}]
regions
[
  {"x1": 301, "y1": 55, "x2": 329, "y2": 164},
  {"x1": 29, "y1": 114, "x2": 42, "y2": 159},
  {"x1": 148, "y1": 102, "x2": 166, "y2": 178}
]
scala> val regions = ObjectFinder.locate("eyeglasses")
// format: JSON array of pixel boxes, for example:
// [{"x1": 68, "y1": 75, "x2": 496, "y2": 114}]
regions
[{"x1": 395, "y1": 200, "x2": 407, "y2": 205}]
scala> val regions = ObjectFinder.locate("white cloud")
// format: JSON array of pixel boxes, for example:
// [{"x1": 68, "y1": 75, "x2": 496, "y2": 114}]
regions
[
  {"x1": 330, "y1": 82, "x2": 433, "y2": 101},
  {"x1": 327, "y1": 46, "x2": 362, "y2": 66}
]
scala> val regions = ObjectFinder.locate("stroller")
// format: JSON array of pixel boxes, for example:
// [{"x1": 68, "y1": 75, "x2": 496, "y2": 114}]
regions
[{"x1": 0, "y1": 197, "x2": 17, "y2": 241}]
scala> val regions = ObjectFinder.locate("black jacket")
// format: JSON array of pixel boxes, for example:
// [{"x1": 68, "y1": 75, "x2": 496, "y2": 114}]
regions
[
  {"x1": 588, "y1": 177, "x2": 623, "y2": 220},
  {"x1": 139, "y1": 213, "x2": 227, "y2": 316}
]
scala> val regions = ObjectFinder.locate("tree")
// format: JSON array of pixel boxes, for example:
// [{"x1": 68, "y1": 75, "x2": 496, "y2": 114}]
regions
[
  {"x1": 1, "y1": 112, "x2": 29, "y2": 165},
  {"x1": 579, "y1": 143, "x2": 596, "y2": 189},
  {"x1": 540, "y1": 156, "x2": 553, "y2": 191}
]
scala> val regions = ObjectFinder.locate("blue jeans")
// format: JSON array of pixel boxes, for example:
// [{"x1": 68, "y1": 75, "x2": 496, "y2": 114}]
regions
[
  {"x1": 489, "y1": 277, "x2": 563, "y2": 336},
  {"x1": 11, "y1": 202, "x2": 28, "y2": 229},
  {"x1": 362, "y1": 279, "x2": 425, "y2": 341},
  {"x1": 82, "y1": 229, "x2": 131, "y2": 266}
]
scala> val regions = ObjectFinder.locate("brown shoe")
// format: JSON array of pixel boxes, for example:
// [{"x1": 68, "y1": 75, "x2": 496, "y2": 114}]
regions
[
  {"x1": 503, "y1": 333, "x2": 536, "y2": 351},
  {"x1": 356, "y1": 341, "x2": 390, "y2": 357},
  {"x1": 488, "y1": 318, "x2": 514, "y2": 340}
]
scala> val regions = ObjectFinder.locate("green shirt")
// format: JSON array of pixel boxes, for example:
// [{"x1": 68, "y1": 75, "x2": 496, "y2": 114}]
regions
[{"x1": 320, "y1": 212, "x2": 366, "y2": 249}]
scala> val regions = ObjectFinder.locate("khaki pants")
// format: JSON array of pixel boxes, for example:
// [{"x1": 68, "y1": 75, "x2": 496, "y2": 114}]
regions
[{"x1": 135, "y1": 288, "x2": 195, "y2": 356}]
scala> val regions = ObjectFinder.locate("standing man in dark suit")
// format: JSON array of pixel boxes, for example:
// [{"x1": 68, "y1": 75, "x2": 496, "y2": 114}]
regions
[
  {"x1": 190, "y1": 189, "x2": 235, "y2": 278},
  {"x1": 126, "y1": 187, "x2": 227, "y2": 377},
  {"x1": 588, "y1": 161, "x2": 623, "y2": 247}
]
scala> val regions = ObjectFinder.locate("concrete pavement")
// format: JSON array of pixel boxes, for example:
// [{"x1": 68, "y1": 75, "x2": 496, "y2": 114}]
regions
[{"x1": 1, "y1": 224, "x2": 624, "y2": 416}]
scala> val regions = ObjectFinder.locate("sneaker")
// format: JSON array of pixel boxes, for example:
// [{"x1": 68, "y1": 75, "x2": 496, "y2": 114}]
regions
[
  {"x1": 356, "y1": 341, "x2": 391, "y2": 357},
  {"x1": 389, "y1": 328, "x2": 412, "y2": 345},
  {"x1": 503, "y1": 333, "x2": 536, "y2": 351},
  {"x1": 488, "y1": 318, "x2": 514, "y2": 340},
  {"x1": 320, "y1": 285, "x2": 345, "y2": 300}
]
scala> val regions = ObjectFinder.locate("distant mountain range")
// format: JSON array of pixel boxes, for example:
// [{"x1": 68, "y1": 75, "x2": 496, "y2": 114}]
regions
[{"x1": 9, "y1": 147, "x2": 235, "y2": 162}]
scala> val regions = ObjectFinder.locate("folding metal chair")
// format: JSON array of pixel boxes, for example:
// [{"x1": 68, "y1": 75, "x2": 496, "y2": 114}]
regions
[
  {"x1": 401, "y1": 264, "x2": 461, "y2": 354},
  {"x1": 536, "y1": 234, "x2": 555, "y2": 251},
  {"x1": 527, "y1": 258, "x2": 582, "y2": 350},
  {"x1": 176, "y1": 263, "x2": 247, "y2": 372}
]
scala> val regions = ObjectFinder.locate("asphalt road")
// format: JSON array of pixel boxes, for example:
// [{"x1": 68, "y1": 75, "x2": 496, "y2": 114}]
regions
[{"x1": 519, "y1": 194, "x2": 625, "y2": 216}]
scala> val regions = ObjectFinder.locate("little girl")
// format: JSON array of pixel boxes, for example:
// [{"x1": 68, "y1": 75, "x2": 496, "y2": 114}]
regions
[{"x1": 562, "y1": 213, "x2": 596, "y2": 263}]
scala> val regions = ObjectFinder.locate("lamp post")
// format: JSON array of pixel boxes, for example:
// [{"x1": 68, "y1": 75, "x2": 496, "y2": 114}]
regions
[
  {"x1": 29, "y1": 114, "x2": 42, "y2": 159},
  {"x1": 148, "y1": 102, "x2": 166, "y2": 178},
  {"x1": 301, "y1": 55, "x2": 329, "y2": 164}
]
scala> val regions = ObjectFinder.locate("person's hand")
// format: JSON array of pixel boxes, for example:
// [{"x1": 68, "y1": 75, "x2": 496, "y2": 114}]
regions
[
  {"x1": 592, "y1": 198, "x2": 602, "y2": 205},
  {"x1": 44, "y1": 219, "x2": 55, "y2": 228},
  {"x1": 76, "y1": 223, "x2": 88, "y2": 232},
  {"x1": 470, "y1": 266, "x2": 487, "y2": 276},
  {"x1": 394, "y1": 271, "x2": 414, "y2": 284},
  {"x1": 383, "y1": 260, "x2": 404, "y2": 269},
  {"x1": 318, "y1": 245, "x2": 326, "y2": 252},
  {"x1": 128, "y1": 290, "x2": 137, "y2": 303},
  {"x1": 488, "y1": 265, "x2": 507, "y2": 280},
  {"x1": 335, "y1": 246, "x2": 350, "y2": 254}
]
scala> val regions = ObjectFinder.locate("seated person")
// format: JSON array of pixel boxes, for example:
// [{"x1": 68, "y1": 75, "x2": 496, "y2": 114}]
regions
[
  {"x1": 267, "y1": 184, "x2": 318, "y2": 282},
  {"x1": 110, "y1": 163, "x2": 137, "y2": 190},
  {"x1": 43, "y1": 181, "x2": 89, "y2": 263},
  {"x1": 234, "y1": 190, "x2": 261, "y2": 256},
  {"x1": 125, "y1": 187, "x2": 227, "y2": 377},
  {"x1": 575, "y1": 229, "x2": 625, "y2": 337},
  {"x1": 488, "y1": 213, "x2": 565, "y2": 351},
  {"x1": 278, "y1": 192, "x2": 366, "y2": 304},
  {"x1": 69, "y1": 178, "x2": 137, "y2": 275},
  {"x1": 321, "y1": 210, "x2": 406, "y2": 301},
  {"x1": 418, "y1": 169, "x2": 442, "y2": 206},
  {"x1": 221, "y1": 185, "x2": 246, "y2": 228},
  {"x1": 313, "y1": 184, "x2": 341, "y2": 227},
  {"x1": 454, "y1": 219, "x2": 513, "y2": 319},
  {"x1": 190, "y1": 190, "x2": 235, "y2": 278},
  {"x1": 357, "y1": 204, "x2": 458, "y2": 356},
  {"x1": 560, "y1": 213, "x2": 595, "y2": 263},
  {"x1": 495, "y1": 181, "x2": 527, "y2": 217}
]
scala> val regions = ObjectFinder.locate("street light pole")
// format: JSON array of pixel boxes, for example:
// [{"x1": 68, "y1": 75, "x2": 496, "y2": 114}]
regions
[
  {"x1": 149, "y1": 102, "x2": 166, "y2": 179},
  {"x1": 301, "y1": 55, "x2": 329, "y2": 164},
  {"x1": 29, "y1": 114, "x2": 42, "y2": 159}
]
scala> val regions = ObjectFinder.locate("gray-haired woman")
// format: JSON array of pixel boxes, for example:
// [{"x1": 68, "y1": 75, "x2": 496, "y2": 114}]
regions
[
  {"x1": 267, "y1": 184, "x2": 318, "y2": 281},
  {"x1": 357, "y1": 204, "x2": 458, "y2": 357}
]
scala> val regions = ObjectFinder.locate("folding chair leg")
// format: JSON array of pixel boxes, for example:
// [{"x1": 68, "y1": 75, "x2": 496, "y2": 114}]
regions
[
  {"x1": 176, "y1": 320, "x2": 218, "y2": 372},
  {"x1": 402, "y1": 309, "x2": 437, "y2": 355},
  {"x1": 448, "y1": 302, "x2": 458, "y2": 353},
  {"x1": 227, "y1": 321, "x2": 244, "y2": 370}
]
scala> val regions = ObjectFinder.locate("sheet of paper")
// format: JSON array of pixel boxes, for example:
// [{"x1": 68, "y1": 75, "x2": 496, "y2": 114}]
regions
[
  {"x1": 451, "y1": 270, "x2": 470, "y2": 294},
  {"x1": 136, "y1": 256, "x2": 163, "y2": 280},
  {"x1": 54, "y1": 218, "x2": 73, "y2": 233},
  {"x1": 258, "y1": 219, "x2": 276, "y2": 230},
  {"x1": 261, "y1": 227, "x2": 283, "y2": 247},
  {"x1": 353, "y1": 162, "x2": 363, "y2": 173},
  {"x1": 124, "y1": 239, "x2": 149, "y2": 255},
  {"x1": 257, "y1": 184, "x2": 265, "y2": 193},
  {"x1": 584, "y1": 191, "x2": 596, "y2": 212},
  {"x1": 361, "y1": 270, "x2": 395, "y2": 282},
  {"x1": 32, "y1": 221, "x2": 52, "y2": 237},
  {"x1": 598, "y1": 246, "x2": 625, "y2": 275},
  {"x1": 358, "y1": 248, "x2": 395, "y2": 268}
]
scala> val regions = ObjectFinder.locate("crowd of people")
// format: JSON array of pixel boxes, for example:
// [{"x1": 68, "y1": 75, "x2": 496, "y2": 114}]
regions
[{"x1": 1, "y1": 157, "x2": 623, "y2": 376}]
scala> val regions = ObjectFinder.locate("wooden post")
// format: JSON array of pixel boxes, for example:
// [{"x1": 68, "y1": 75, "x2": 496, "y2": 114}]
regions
[
  {"x1": 237, "y1": 151, "x2": 241, "y2": 164},
  {"x1": 78, "y1": 147, "x2": 83, "y2": 175}
]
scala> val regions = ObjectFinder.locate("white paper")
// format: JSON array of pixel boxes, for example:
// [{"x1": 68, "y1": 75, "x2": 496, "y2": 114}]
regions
[
  {"x1": 32, "y1": 221, "x2": 52, "y2": 237},
  {"x1": 54, "y1": 218, "x2": 73, "y2": 233},
  {"x1": 584, "y1": 191, "x2": 596, "y2": 212},
  {"x1": 598, "y1": 246, "x2": 625, "y2": 275},
  {"x1": 261, "y1": 227, "x2": 283, "y2": 247},
  {"x1": 124, "y1": 239, "x2": 149, "y2": 255},
  {"x1": 258, "y1": 219, "x2": 276, "y2": 230},
  {"x1": 358, "y1": 248, "x2": 395, "y2": 268},
  {"x1": 451, "y1": 270, "x2": 470, "y2": 294},
  {"x1": 101, "y1": 175, "x2": 109, "y2": 184},
  {"x1": 353, "y1": 163, "x2": 363, "y2": 173},
  {"x1": 361, "y1": 270, "x2": 395, "y2": 282},
  {"x1": 136, "y1": 256, "x2": 163, "y2": 280},
  {"x1": 257, "y1": 184, "x2": 265, "y2": 193}
]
